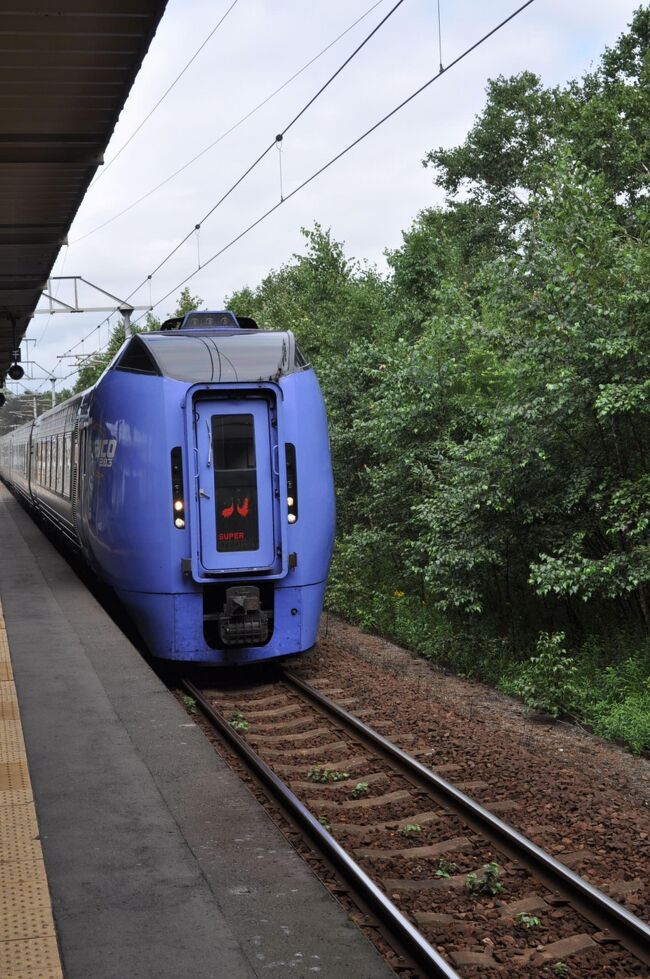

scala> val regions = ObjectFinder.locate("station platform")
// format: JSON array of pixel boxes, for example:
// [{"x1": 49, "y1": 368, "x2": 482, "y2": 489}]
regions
[{"x1": 0, "y1": 484, "x2": 393, "y2": 979}]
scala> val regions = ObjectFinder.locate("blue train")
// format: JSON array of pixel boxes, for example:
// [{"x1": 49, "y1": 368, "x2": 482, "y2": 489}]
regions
[{"x1": 0, "y1": 311, "x2": 336, "y2": 665}]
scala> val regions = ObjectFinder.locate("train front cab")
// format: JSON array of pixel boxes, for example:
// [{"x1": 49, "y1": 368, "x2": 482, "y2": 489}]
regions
[{"x1": 88, "y1": 322, "x2": 334, "y2": 666}]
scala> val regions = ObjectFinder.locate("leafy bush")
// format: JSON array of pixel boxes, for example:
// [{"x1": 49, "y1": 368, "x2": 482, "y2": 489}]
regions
[
  {"x1": 590, "y1": 693, "x2": 650, "y2": 755},
  {"x1": 501, "y1": 632, "x2": 580, "y2": 718}
]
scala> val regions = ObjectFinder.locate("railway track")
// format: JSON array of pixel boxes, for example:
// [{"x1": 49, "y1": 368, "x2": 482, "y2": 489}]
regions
[{"x1": 181, "y1": 669, "x2": 650, "y2": 978}]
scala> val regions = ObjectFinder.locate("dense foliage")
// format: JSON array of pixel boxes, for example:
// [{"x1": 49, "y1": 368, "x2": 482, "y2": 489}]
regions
[{"x1": 226, "y1": 10, "x2": 650, "y2": 751}]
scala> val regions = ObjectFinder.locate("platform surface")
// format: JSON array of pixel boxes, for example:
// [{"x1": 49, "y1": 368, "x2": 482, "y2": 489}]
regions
[
  {"x1": 0, "y1": 598, "x2": 63, "y2": 979},
  {"x1": 0, "y1": 485, "x2": 393, "y2": 979}
]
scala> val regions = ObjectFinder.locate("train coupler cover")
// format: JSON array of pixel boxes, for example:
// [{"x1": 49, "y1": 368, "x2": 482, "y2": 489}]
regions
[{"x1": 218, "y1": 586, "x2": 269, "y2": 646}]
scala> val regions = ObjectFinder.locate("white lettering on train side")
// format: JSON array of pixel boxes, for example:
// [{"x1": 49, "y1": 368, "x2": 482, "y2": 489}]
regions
[{"x1": 96, "y1": 438, "x2": 117, "y2": 468}]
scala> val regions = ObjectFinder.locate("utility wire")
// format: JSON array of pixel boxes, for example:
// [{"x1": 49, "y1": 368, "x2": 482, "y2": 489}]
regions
[
  {"x1": 89, "y1": 0, "x2": 241, "y2": 189},
  {"x1": 57, "y1": 311, "x2": 116, "y2": 361},
  {"x1": 63, "y1": 0, "x2": 536, "y2": 380},
  {"x1": 71, "y1": 0, "x2": 389, "y2": 245},
  {"x1": 135, "y1": 0, "x2": 536, "y2": 322},
  {"x1": 121, "y1": 0, "x2": 408, "y2": 304},
  {"x1": 59, "y1": 0, "x2": 402, "y2": 363}
]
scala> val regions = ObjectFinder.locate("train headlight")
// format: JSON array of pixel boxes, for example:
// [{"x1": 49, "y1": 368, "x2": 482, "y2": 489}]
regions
[
  {"x1": 285, "y1": 443, "x2": 298, "y2": 524},
  {"x1": 171, "y1": 447, "x2": 185, "y2": 529}
]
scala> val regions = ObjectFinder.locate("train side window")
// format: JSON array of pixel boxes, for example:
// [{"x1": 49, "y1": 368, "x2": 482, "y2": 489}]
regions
[
  {"x1": 115, "y1": 336, "x2": 160, "y2": 375},
  {"x1": 60, "y1": 435, "x2": 65, "y2": 494},
  {"x1": 64, "y1": 436, "x2": 72, "y2": 497},
  {"x1": 56, "y1": 435, "x2": 62, "y2": 493}
]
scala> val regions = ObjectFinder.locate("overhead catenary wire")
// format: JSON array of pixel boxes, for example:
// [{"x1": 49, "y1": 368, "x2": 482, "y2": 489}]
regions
[
  {"x1": 134, "y1": 0, "x2": 537, "y2": 323},
  {"x1": 88, "y1": 0, "x2": 241, "y2": 190},
  {"x1": 62, "y1": 0, "x2": 536, "y2": 382},
  {"x1": 57, "y1": 311, "x2": 116, "y2": 362},
  {"x1": 119, "y1": 0, "x2": 409, "y2": 306},
  {"x1": 56, "y1": 0, "x2": 404, "y2": 365},
  {"x1": 70, "y1": 0, "x2": 390, "y2": 246}
]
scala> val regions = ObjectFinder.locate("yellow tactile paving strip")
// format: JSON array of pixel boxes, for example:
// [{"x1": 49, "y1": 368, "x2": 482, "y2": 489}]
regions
[{"x1": 0, "y1": 600, "x2": 64, "y2": 979}]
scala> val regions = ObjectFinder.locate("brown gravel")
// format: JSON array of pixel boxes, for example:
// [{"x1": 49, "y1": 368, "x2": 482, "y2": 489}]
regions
[
  {"x1": 292, "y1": 615, "x2": 650, "y2": 922},
  {"x1": 184, "y1": 614, "x2": 650, "y2": 978}
]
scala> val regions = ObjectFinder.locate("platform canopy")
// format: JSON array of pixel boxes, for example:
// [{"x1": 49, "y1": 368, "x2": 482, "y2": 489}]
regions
[{"x1": 0, "y1": 0, "x2": 168, "y2": 381}]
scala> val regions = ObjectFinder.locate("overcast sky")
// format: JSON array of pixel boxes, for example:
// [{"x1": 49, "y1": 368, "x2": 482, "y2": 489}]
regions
[{"x1": 20, "y1": 0, "x2": 641, "y2": 390}]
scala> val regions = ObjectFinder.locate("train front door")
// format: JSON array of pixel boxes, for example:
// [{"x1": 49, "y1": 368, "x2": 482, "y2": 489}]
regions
[{"x1": 193, "y1": 400, "x2": 276, "y2": 573}]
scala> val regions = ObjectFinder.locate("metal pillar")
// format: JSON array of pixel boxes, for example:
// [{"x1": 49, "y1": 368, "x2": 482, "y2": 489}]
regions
[
  {"x1": 50, "y1": 377, "x2": 56, "y2": 408},
  {"x1": 120, "y1": 306, "x2": 134, "y2": 339}
]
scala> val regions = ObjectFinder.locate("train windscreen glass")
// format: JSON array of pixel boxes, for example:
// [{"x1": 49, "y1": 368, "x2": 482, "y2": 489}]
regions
[
  {"x1": 212, "y1": 414, "x2": 259, "y2": 552},
  {"x1": 140, "y1": 332, "x2": 306, "y2": 382},
  {"x1": 144, "y1": 330, "x2": 290, "y2": 383}
]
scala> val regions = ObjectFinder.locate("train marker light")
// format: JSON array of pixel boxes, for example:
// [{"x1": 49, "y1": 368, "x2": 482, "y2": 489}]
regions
[
  {"x1": 174, "y1": 517, "x2": 185, "y2": 529},
  {"x1": 288, "y1": 513, "x2": 297, "y2": 524},
  {"x1": 174, "y1": 499, "x2": 184, "y2": 512},
  {"x1": 287, "y1": 496, "x2": 294, "y2": 507}
]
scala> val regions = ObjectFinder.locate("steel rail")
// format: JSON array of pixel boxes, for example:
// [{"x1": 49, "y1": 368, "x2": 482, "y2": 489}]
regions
[
  {"x1": 283, "y1": 669, "x2": 650, "y2": 967},
  {"x1": 181, "y1": 678, "x2": 460, "y2": 979}
]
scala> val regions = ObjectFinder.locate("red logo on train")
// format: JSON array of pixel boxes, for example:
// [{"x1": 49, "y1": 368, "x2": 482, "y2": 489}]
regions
[{"x1": 221, "y1": 498, "x2": 249, "y2": 519}]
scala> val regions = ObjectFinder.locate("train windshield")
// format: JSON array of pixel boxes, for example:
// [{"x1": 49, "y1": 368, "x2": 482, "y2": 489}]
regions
[{"x1": 138, "y1": 331, "x2": 306, "y2": 382}]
